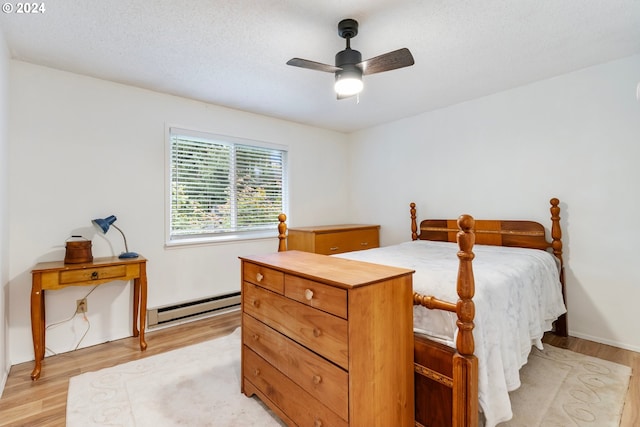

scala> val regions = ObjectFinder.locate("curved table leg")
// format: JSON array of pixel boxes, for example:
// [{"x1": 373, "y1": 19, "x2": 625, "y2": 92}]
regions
[
  {"x1": 135, "y1": 261, "x2": 148, "y2": 351},
  {"x1": 30, "y1": 276, "x2": 45, "y2": 380}
]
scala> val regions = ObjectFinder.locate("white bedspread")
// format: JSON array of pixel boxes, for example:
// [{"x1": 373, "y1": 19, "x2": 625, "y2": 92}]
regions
[{"x1": 335, "y1": 240, "x2": 566, "y2": 427}]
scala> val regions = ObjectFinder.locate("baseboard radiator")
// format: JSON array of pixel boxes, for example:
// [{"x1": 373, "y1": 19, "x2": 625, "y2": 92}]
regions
[{"x1": 147, "y1": 292, "x2": 241, "y2": 327}]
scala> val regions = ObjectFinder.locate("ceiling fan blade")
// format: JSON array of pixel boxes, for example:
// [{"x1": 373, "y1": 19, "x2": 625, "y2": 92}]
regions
[
  {"x1": 286, "y1": 58, "x2": 341, "y2": 73},
  {"x1": 360, "y1": 48, "x2": 415, "y2": 76}
]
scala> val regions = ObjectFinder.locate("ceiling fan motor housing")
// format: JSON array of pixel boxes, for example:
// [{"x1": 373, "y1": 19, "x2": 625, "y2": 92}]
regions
[{"x1": 335, "y1": 48, "x2": 362, "y2": 68}]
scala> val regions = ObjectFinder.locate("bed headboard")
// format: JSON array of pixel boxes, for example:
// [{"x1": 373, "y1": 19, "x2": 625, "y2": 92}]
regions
[
  {"x1": 410, "y1": 198, "x2": 563, "y2": 264},
  {"x1": 416, "y1": 218, "x2": 549, "y2": 247}
]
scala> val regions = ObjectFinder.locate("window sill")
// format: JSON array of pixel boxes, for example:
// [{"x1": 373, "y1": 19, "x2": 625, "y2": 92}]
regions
[{"x1": 165, "y1": 230, "x2": 277, "y2": 248}]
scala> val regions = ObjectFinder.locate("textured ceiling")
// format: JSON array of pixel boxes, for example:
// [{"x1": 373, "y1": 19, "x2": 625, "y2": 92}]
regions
[{"x1": 1, "y1": 0, "x2": 639, "y2": 132}]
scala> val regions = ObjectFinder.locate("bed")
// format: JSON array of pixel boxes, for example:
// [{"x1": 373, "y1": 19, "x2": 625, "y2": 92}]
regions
[{"x1": 276, "y1": 198, "x2": 567, "y2": 427}]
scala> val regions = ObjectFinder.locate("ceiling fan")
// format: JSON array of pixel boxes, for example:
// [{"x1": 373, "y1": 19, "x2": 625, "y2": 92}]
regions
[{"x1": 286, "y1": 19, "x2": 415, "y2": 99}]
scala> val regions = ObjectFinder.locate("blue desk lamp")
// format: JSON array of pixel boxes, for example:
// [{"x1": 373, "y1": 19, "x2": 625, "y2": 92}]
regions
[{"x1": 92, "y1": 215, "x2": 139, "y2": 259}]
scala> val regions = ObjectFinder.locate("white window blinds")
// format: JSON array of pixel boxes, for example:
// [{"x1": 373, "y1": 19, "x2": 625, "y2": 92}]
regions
[{"x1": 169, "y1": 128, "x2": 288, "y2": 241}]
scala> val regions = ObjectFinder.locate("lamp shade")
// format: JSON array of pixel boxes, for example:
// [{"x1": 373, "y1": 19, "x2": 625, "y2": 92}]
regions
[
  {"x1": 91, "y1": 215, "x2": 138, "y2": 259},
  {"x1": 92, "y1": 215, "x2": 117, "y2": 234}
]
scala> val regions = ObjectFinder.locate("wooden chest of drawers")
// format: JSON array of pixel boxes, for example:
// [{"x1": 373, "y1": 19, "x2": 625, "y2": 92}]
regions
[
  {"x1": 286, "y1": 224, "x2": 380, "y2": 255},
  {"x1": 240, "y1": 250, "x2": 414, "y2": 427}
]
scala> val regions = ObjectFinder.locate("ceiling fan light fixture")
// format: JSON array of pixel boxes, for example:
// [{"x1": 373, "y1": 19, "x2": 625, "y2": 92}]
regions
[{"x1": 334, "y1": 68, "x2": 363, "y2": 96}]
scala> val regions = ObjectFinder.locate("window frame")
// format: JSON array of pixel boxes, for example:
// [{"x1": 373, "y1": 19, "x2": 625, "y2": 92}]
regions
[{"x1": 165, "y1": 126, "x2": 289, "y2": 247}]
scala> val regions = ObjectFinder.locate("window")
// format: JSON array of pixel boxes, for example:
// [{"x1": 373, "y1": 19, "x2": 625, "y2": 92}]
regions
[{"x1": 168, "y1": 127, "x2": 288, "y2": 244}]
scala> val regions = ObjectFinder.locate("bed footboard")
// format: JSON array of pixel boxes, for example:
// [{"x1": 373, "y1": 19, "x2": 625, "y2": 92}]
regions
[
  {"x1": 413, "y1": 214, "x2": 478, "y2": 427},
  {"x1": 414, "y1": 335, "x2": 456, "y2": 426}
]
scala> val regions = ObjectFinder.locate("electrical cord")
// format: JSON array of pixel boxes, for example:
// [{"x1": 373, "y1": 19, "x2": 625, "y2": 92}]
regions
[
  {"x1": 73, "y1": 311, "x2": 91, "y2": 351},
  {"x1": 44, "y1": 286, "x2": 98, "y2": 356}
]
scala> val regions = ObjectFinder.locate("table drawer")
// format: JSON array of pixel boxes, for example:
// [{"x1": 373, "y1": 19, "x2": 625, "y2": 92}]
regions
[
  {"x1": 243, "y1": 281, "x2": 348, "y2": 369},
  {"x1": 243, "y1": 347, "x2": 348, "y2": 427},
  {"x1": 285, "y1": 274, "x2": 347, "y2": 319},
  {"x1": 242, "y1": 261, "x2": 284, "y2": 294},
  {"x1": 59, "y1": 265, "x2": 127, "y2": 285},
  {"x1": 243, "y1": 314, "x2": 348, "y2": 419}
]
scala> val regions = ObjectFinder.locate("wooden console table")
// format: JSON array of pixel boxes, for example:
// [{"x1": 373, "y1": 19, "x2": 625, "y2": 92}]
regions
[{"x1": 30, "y1": 256, "x2": 148, "y2": 380}]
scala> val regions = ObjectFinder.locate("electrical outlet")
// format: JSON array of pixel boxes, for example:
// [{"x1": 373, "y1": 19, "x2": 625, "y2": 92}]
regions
[{"x1": 76, "y1": 298, "x2": 88, "y2": 314}]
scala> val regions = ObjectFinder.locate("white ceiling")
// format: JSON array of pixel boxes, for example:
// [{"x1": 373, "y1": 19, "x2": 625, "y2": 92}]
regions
[{"x1": 1, "y1": 0, "x2": 639, "y2": 133}]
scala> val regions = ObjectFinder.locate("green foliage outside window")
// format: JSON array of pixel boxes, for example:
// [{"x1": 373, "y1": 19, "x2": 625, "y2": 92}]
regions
[{"x1": 170, "y1": 130, "x2": 287, "y2": 239}]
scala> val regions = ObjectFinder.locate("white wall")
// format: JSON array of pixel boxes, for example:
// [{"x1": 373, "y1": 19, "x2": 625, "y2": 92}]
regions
[
  {"x1": 7, "y1": 54, "x2": 640, "y2": 370},
  {"x1": 8, "y1": 61, "x2": 350, "y2": 364},
  {"x1": 0, "y1": 29, "x2": 10, "y2": 392},
  {"x1": 348, "y1": 54, "x2": 640, "y2": 352}
]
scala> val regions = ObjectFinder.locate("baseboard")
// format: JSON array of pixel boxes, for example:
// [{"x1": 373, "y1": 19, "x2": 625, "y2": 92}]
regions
[
  {"x1": 147, "y1": 305, "x2": 240, "y2": 332},
  {"x1": 147, "y1": 292, "x2": 240, "y2": 328},
  {"x1": 569, "y1": 331, "x2": 640, "y2": 354},
  {"x1": 0, "y1": 364, "x2": 8, "y2": 398}
]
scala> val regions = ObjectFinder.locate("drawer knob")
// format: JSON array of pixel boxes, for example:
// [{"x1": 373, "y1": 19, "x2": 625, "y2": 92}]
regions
[
  {"x1": 256, "y1": 272, "x2": 264, "y2": 282},
  {"x1": 314, "y1": 419, "x2": 323, "y2": 427},
  {"x1": 313, "y1": 328, "x2": 322, "y2": 337},
  {"x1": 252, "y1": 299, "x2": 261, "y2": 308},
  {"x1": 312, "y1": 375, "x2": 322, "y2": 385},
  {"x1": 253, "y1": 368, "x2": 260, "y2": 377},
  {"x1": 91, "y1": 271, "x2": 99, "y2": 280},
  {"x1": 361, "y1": 242, "x2": 369, "y2": 246},
  {"x1": 252, "y1": 334, "x2": 260, "y2": 341},
  {"x1": 304, "y1": 289, "x2": 314, "y2": 301},
  {"x1": 329, "y1": 246, "x2": 339, "y2": 251}
]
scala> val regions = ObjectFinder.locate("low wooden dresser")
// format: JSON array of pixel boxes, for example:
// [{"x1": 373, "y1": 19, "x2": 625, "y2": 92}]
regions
[
  {"x1": 240, "y1": 250, "x2": 414, "y2": 427},
  {"x1": 286, "y1": 224, "x2": 379, "y2": 255}
]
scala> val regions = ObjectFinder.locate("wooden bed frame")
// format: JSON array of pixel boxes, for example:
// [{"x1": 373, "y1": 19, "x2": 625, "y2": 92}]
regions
[{"x1": 276, "y1": 198, "x2": 566, "y2": 427}]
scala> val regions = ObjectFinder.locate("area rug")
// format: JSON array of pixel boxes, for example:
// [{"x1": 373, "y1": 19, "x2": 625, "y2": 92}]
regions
[
  {"x1": 67, "y1": 328, "x2": 631, "y2": 427},
  {"x1": 67, "y1": 328, "x2": 284, "y2": 427},
  {"x1": 500, "y1": 344, "x2": 631, "y2": 426}
]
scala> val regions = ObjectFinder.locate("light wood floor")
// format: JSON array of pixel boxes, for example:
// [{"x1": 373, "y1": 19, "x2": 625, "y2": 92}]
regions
[
  {"x1": 1, "y1": 309, "x2": 637, "y2": 427},
  {"x1": 0, "y1": 310, "x2": 242, "y2": 427}
]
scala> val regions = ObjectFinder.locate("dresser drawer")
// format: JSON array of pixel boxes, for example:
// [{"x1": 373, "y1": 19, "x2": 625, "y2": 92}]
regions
[
  {"x1": 243, "y1": 347, "x2": 348, "y2": 427},
  {"x1": 243, "y1": 281, "x2": 348, "y2": 369},
  {"x1": 314, "y1": 231, "x2": 351, "y2": 254},
  {"x1": 315, "y1": 228, "x2": 379, "y2": 255},
  {"x1": 242, "y1": 261, "x2": 284, "y2": 294},
  {"x1": 344, "y1": 228, "x2": 379, "y2": 252},
  {"x1": 243, "y1": 314, "x2": 348, "y2": 419},
  {"x1": 287, "y1": 224, "x2": 380, "y2": 255},
  {"x1": 59, "y1": 265, "x2": 127, "y2": 285},
  {"x1": 285, "y1": 274, "x2": 347, "y2": 319}
]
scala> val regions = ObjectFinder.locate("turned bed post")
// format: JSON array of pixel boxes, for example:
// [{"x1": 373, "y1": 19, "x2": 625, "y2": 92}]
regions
[
  {"x1": 410, "y1": 202, "x2": 418, "y2": 241},
  {"x1": 277, "y1": 213, "x2": 287, "y2": 252},
  {"x1": 550, "y1": 198, "x2": 563, "y2": 265},
  {"x1": 549, "y1": 198, "x2": 568, "y2": 336},
  {"x1": 453, "y1": 215, "x2": 479, "y2": 427}
]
